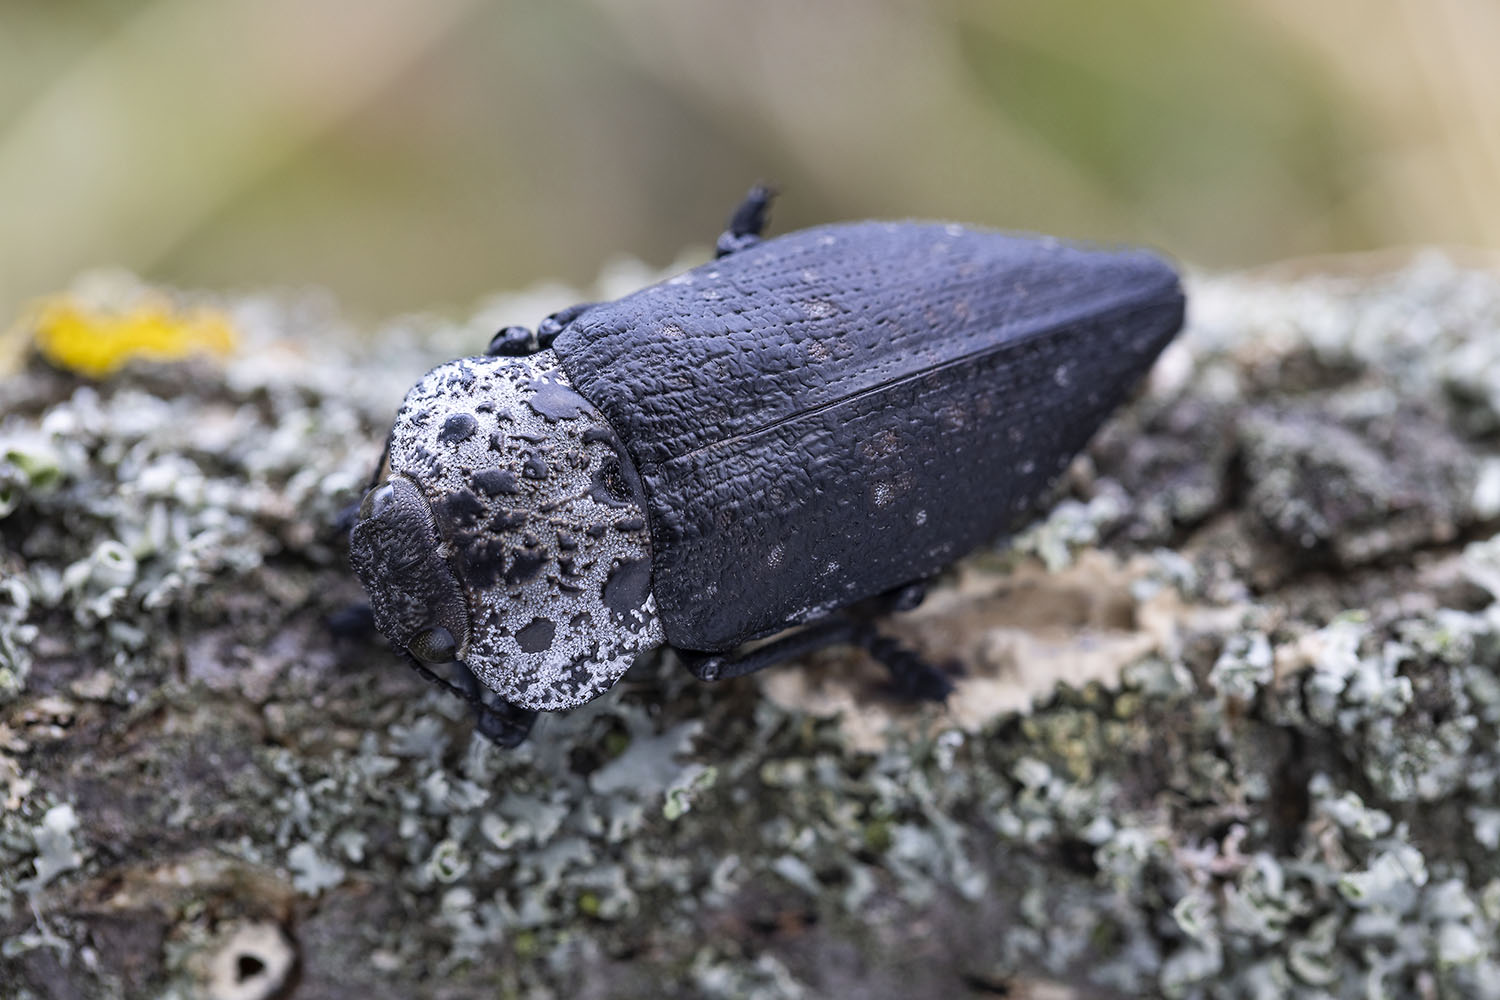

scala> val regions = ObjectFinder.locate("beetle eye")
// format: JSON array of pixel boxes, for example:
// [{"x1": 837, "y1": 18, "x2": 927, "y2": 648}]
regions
[
  {"x1": 409, "y1": 626, "x2": 457, "y2": 664},
  {"x1": 359, "y1": 482, "x2": 395, "y2": 521}
]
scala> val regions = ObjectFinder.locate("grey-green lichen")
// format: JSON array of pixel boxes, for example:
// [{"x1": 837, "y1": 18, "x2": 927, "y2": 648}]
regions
[{"x1": 3, "y1": 256, "x2": 1500, "y2": 998}]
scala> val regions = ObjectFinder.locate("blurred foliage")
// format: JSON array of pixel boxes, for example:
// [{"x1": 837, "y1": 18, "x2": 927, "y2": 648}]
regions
[
  {"x1": 0, "y1": 0, "x2": 1495, "y2": 322},
  {"x1": 955, "y1": 2, "x2": 1368, "y2": 255}
]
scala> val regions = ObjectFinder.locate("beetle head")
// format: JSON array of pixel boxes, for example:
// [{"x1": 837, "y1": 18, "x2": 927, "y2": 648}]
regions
[
  {"x1": 349, "y1": 475, "x2": 471, "y2": 667},
  {"x1": 350, "y1": 352, "x2": 664, "y2": 713}
]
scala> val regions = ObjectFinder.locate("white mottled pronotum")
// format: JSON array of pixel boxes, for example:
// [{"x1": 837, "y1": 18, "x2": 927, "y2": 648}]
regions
[{"x1": 353, "y1": 352, "x2": 663, "y2": 711}]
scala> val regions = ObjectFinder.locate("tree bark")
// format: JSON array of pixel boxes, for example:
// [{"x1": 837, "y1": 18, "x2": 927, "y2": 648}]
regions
[{"x1": 3, "y1": 257, "x2": 1500, "y2": 999}]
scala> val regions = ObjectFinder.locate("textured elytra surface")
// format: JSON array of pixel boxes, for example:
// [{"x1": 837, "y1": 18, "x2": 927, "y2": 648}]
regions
[
  {"x1": 556, "y1": 222, "x2": 1184, "y2": 649},
  {"x1": 370, "y1": 352, "x2": 663, "y2": 711}
]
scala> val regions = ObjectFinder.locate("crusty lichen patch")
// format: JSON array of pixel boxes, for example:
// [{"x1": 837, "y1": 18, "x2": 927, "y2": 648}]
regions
[
  {"x1": 4, "y1": 258, "x2": 1500, "y2": 998},
  {"x1": 761, "y1": 550, "x2": 1244, "y2": 750},
  {"x1": 196, "y1": 921, "x2": 296, "y2": 1000}
]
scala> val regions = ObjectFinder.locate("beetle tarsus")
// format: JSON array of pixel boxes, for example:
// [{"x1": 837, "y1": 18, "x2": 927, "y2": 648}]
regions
[
  {"x1": 716, "y1": 183, "x2": 777, "y2": 258},
  {"x1": 854, "y1": 626, "x2": 957, "y2": 702}
]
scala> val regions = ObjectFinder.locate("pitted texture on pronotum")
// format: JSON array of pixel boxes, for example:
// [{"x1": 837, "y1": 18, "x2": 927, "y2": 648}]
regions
[{"x1": 379, "y1": 352, "x2": 663, "y2": 711}]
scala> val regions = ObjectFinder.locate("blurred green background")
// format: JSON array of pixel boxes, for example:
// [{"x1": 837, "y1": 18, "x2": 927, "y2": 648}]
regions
[{"x1": 2, "y1": 0, "x2": 1496, "y2": 323}]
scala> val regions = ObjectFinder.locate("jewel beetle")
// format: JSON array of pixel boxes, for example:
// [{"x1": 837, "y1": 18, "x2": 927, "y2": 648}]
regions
[{"x1": 349, "y1": 187, "x2": 1185, "y2": 746}]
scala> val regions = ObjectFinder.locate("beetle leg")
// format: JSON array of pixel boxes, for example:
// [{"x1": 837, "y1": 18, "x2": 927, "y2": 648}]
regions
[
  {"x1": 676, "y1": 617, "x2": 860, "y2": 682},
  {"x1": 486, "y1": 325, "x2": 541, "y2": 356},
  {"x1": 851, "y1": 624, "x2": 957, "y2": 702},
  {"x1": 487, "y1": 302, "x2": 600, "y2": 357},
  {"x1": 450, "y1": 661, "x2": 539, "y2": 747},
  {"x1": 715, "y1": 183, "x2": 777, "y2": 258},
  {"x1": 677, "y1": 616, "x2": 955, "y2": 702},
  {"x1": 397, "y1": 651, "x2": 537, "y2": 747},
  {"x1": 872, "y1": 578, "x2": 932, "y2": 614}
]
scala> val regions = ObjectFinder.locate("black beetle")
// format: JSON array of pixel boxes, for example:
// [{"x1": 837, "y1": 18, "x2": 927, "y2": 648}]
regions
[{"x1": 349, "y1": 187, "x2": 1185, "y2": 745}]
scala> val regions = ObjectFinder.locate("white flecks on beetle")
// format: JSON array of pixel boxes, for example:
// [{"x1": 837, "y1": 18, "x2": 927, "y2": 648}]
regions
[{"x1": 385, "y1": 352, "x2": 664, "y2": 712}]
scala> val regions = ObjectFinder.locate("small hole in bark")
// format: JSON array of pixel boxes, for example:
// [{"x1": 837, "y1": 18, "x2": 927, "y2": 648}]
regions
[{"x1": 236, "y1": 953, "x2": 267, "y2": 981}]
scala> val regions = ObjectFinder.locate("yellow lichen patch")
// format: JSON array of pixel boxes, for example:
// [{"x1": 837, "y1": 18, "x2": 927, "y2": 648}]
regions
[{"x1": 26, "y1": 290, "x2": 237, "y2": 378}]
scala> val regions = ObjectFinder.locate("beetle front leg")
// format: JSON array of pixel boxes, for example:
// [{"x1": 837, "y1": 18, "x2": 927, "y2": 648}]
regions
[
  {"x1": 716, "y1": 183, "x2": 776, "y2": 258},
  {"x1": 487, "y1": 302, "x2": 599, "y2": 357},
  {"x1": 475, "y1": 704, "x2": 538, "y2": 747},
  {"x1": 487, "y1": 326, "x2": 537, "y2": 356},
  {"x1": 450, "y1": 660, "x2": 539, "y2": 747}
]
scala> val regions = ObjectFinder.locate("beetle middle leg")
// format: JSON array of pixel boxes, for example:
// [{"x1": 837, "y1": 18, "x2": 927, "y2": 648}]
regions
[
  {"x1": 677, "y1": 614, "x2": 955, "y2": 703},
  {"x1": 676, "y1": 617, "x2": 861, "y2": 682},
  {"x1": 854, "y1": 624, "x2": 957, "y2": 702},
  {"x1": 872, "y1": 578, "x2": 933, "y2": 614}
]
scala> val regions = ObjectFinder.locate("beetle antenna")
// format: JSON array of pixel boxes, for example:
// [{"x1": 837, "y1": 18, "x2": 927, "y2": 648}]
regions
[{"x1": 365, "y1": 429, "x2": 394, "y2": 494}]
